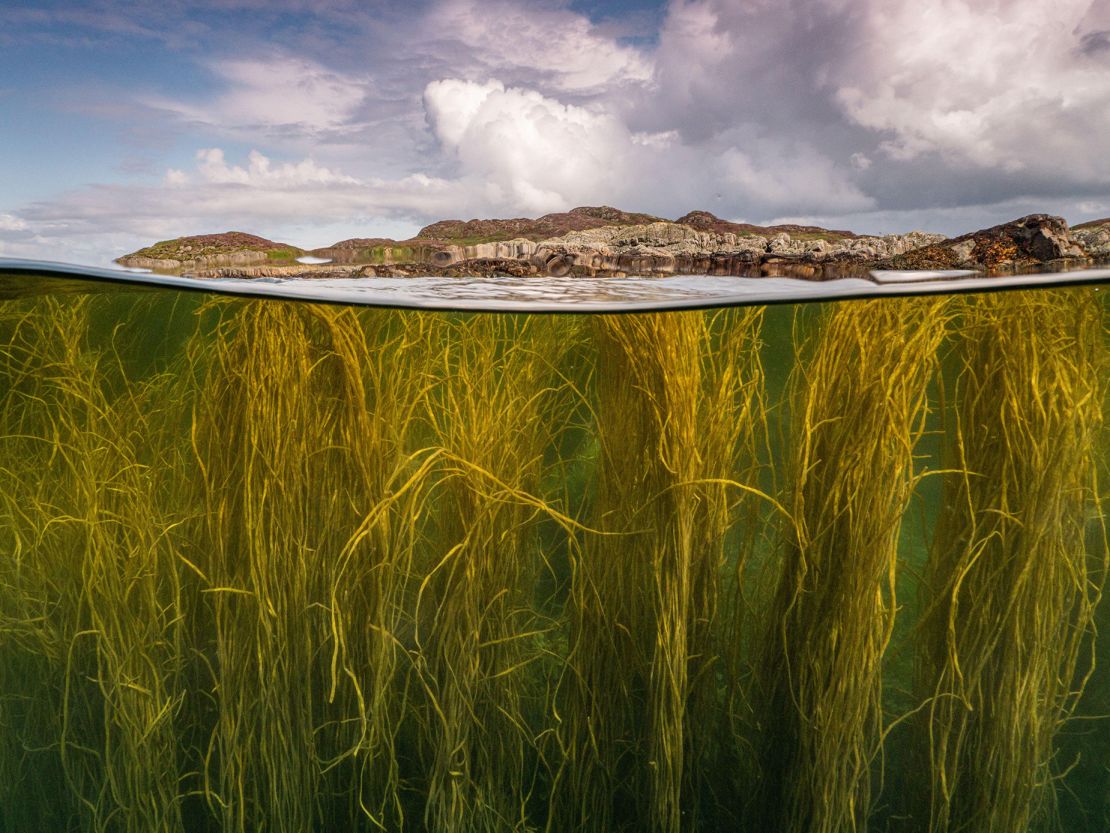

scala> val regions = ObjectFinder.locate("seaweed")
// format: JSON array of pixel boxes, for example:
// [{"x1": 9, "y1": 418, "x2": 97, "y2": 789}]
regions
[
  {"x1": 912, "y1": 289, "x2": 1108, "y2": 833},
  {"x1": 750, "y1": 297, "x2": 950, "y2": 833},
  {"x1": 553, "y1": 309, "x2": 766, "y2": 833},
  {"x1": 0, "y1": 288, "x2": 1106, "y2": 833}
]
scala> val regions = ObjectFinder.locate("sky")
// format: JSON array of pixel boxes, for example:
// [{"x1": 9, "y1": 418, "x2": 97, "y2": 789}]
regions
[{"x1": 1, "y1": 0, "x2": 1108, "y2": 265}]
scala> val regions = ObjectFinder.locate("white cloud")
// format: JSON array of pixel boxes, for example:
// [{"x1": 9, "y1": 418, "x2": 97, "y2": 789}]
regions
[
  {"x1": 424, "y1": 0, "x2": 653, "y2": 93},
  {"x1": 640, "y1": 0, "x2": 1110, "y2": 216},
  {"x1": 193, "y1": 148, "x2": 360, "y2": 186},
  {"x1": 423, "y1": 78, "x2": 636, "y2": 213},
  {"x1": 0, "y1": 150, "x2": 465, "y2": 265},
  {"x1": 143, "y1": 56, "x2": 369, "y2": 139},
  {"x1": 721, "y1": 142, "x2": 874, "y2": 214},
  {"x1": 834, "y1": 0, "x2": 1110, "y2": 182},
  {"x1": 653, "y1": 0, "x2": 733, "y2": 105},
  {"x1": 829, "y1": 0, "x2": 1110, "y2": 178},
  {"x1": 0, "y1": 213, "x2": 28, "y2": 232},
  {"x1": 163, "y1": 169, "x2": 189, "y2": 187}
]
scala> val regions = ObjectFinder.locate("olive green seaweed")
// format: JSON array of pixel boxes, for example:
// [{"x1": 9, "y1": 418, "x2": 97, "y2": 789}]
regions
[
  {"x1": 0, "y1": 298, "x2": 187, "y2": 833},
  {"x1": 913, "y1": 289, "x2": 1109, "y2": 833},
  {"x1": 192, "y1": 301, "x2": 437, "y2": 832},
  {"x1": 0, "y1": 286, "x2": 1107, "y2": 833},
  {"x1": 553, "y1": 309, "x2": 766, "y2": 833},
  {"x1": 751, "y1": 297, "x2": 951, "y2": 833},
  {"x1": 412, "y1": 314, "x2": 580, "y2": 833}
]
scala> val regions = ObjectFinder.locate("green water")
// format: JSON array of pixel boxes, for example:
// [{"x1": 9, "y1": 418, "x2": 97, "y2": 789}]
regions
[{"x1": 0, "y1": 282, "x2": 1107, "y2": 832}]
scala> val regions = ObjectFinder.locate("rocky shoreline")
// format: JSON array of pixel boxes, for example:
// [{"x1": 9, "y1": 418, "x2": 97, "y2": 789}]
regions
[{"x1": 116, "y1": 208, "x2": 1110, "y2": 280}]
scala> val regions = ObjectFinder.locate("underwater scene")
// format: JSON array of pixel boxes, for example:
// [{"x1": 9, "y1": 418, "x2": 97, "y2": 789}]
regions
[{"x1": 0, "y1": 279, "x2": 1108, "y2": 833}]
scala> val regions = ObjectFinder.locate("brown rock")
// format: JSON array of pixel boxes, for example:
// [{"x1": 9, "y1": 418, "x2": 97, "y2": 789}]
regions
[
  {"x1": 416, "y1": 205, "x2": 665, "y2": 243},
  {"x1": 886, "y1": 214, "x2": 1086, "y2": 271},
  {"x1": 119, "y1": 208, "x2": 1106, "y2": 282},
  {"x1": 675, "y1": 210, "x2": 857, "y2": 240},
  {"x1": 544, "y1": 255, "x2": 573, "y2": 277}
]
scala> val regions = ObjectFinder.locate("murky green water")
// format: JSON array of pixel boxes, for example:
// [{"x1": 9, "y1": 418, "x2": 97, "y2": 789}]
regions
[{"x1": 0, "y1": 278, "x2": 1107, "y2": 832}]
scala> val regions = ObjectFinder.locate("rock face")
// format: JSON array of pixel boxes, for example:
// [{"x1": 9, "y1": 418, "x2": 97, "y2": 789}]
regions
[
  {"x1": 885, "y1": 215, "x2": 1087, "y2": 270},
  {"x1": 1074, "y1": 218, "x2": 1110, "y2": 259},
  {"x1": 116, "y1": 231, "x2": 303, "y2": 270},
  {"x1": 416, "y1": 206, "x2": 664, "y2": 243},
  {"x1": 675, "y1": 210, "x2": 857, "y2": 240},
  {"x1": 117, "y1": 210, "x2": 1108, "y2": 279},
  {"x1": 512, "y1": 222, "x2": 943, "y2": 278}
]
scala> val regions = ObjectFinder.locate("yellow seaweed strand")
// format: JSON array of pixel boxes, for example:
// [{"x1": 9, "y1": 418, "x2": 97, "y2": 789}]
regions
[
  {"x1": 556, "y1": 309, "x2": 765, "y2": 833},
  {"x1": 752, "y1": 297, "x2": 949, "y2": 833},
  {"x1": 192, "y1": 301, "x2": 430, "y2": 832},
  {"x1": 413, "y1": 314, "x2": 579, "y2": 833},
  {"x1": 0, "y1": 297, "x2": 187, "y2": 833},
  {"x1": 915, "y1": 288, "x2": 1107, "y2": 833}
]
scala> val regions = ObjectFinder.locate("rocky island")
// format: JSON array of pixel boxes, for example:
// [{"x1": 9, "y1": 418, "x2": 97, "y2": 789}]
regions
[{"x1": 116, "y1": 207, "x2": 1110, "y2": 280}]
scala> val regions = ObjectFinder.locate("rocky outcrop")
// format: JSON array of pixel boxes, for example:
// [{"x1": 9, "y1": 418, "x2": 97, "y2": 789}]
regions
[
  {"x1": 309, "y1": 238, "x2": 542, "y2": 267},
  {"x1": 514, "y1": 222, "x2": 943, "y2": 279},
  {"x1": 119, "y1": 209, "x2": 1108, "y2": 280},
  {"x1": 767, "y1": 230, "x2": 944, "y2": 261},
  {"x1": 675, "y1": 210, "x2": 857, "y2": 240},
  {"x1": 416, "y1": 206, "x2": 664, "y2": 243},
  {"x1": 884, "y1": 215, "x2": 1087, "y2": 271},
  {"x1": 198, "y1": 265, "x2": 364, "y2": 278},
  {"x1": 120, "y1": 250, "x2": 275, "y2": 271},
  {"x1": 308, "y1": 238, "x2": 408, "y2": 264},
  {"x1": 116, "y1": 231, "x2": 303, "y2": 270},
  {"x1": 1074, "y1": 218, "x2": 1110, "y2": 259}
]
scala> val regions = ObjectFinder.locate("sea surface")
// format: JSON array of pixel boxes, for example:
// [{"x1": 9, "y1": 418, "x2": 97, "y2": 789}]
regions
[{"x1": 0, "y1": 260, "x2": 1108, "y2": 832}]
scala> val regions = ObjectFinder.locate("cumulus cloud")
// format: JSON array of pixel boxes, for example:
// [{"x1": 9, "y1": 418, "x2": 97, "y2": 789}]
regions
[
  {"x1": 644, "y1": 0, "x2": 1110, "y2": 216},
  {"x1": 831, "y1": 0, "x2": 1110, "y2": 179},
  {"x1": 632, "y1": 0, "x2": 881, "y2": 219},
  {"x1": 423, "y1": 78, "x2": 638, "y2": 212},
  {"x1": 0, "y1": 214, "x2": 28, "y2": 232},
  {"x1": 721, "y1": 141, "x2": 874, "y2": 215},
  {"x1": 190, "y1": 148, "x2": 360, "y2": 186},
  {"x1": 419, "y1": 75, "x2": 863, "y2": 219},
  {"x1": 0, "y1": 149, "x2": 468, "y2": 265}
]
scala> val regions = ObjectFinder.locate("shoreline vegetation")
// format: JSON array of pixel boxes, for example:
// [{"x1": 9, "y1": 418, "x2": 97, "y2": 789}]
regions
[
  {"x1": 114, "y1": 207, "x2": 1110, "y2": 280},
  {"x1": 1, "y1": 287, "x2": 1108, "y2": 832}
]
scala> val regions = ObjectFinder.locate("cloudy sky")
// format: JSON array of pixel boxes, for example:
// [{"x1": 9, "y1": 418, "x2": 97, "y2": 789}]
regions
[{"x1": 1, "y1": 0, "x2": 1108, "y2": 265}]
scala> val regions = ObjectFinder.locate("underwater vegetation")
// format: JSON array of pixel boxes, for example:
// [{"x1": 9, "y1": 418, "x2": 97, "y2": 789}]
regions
[
  {"x1": 554, "y1": 310, "x2": 764, "y2": 833},
  {"x1": 751, "y1": 297, "x2": 950, "y2": 833},
  {"x1": 0, "y1": 285, "x2": 1107, "y2": 832},
  {"x1": 912, "y1": 291, "x2": 1108, "y2": 833}
]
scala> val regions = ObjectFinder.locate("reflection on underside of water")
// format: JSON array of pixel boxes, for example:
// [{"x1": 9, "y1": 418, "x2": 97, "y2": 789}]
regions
[{"x1": 2, "y1": 257, "x2": 1110, "y2": 311}]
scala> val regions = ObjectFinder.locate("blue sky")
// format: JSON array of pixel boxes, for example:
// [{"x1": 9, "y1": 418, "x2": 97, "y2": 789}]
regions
[{"x1": 1, "y1": 0, "x2": 1108, "y2": 265}]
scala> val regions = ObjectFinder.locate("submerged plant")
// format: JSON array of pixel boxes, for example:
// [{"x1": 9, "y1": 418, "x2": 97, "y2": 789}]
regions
[
  {"x1": 554, "y1": 309, "x2": 765, "y2": 833},
  {"x1": 193, "y1": 301, "x2": 434, "y2": 832},
  {"x1": 751, "y1": 297, "x2": 949, "y2": 833},
  {"x1": 0, "y1": 284, "x2": 1107, "y2": 833},
  {"x1": 913, "y1": 289, "x2": 1108, "y2": 833},
  {"x1": 0, "y1": 297, "x2": 188, "y2": 833},
  {"x1": 412, "y1": 314, "x2": 579, "y2": 833}
]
